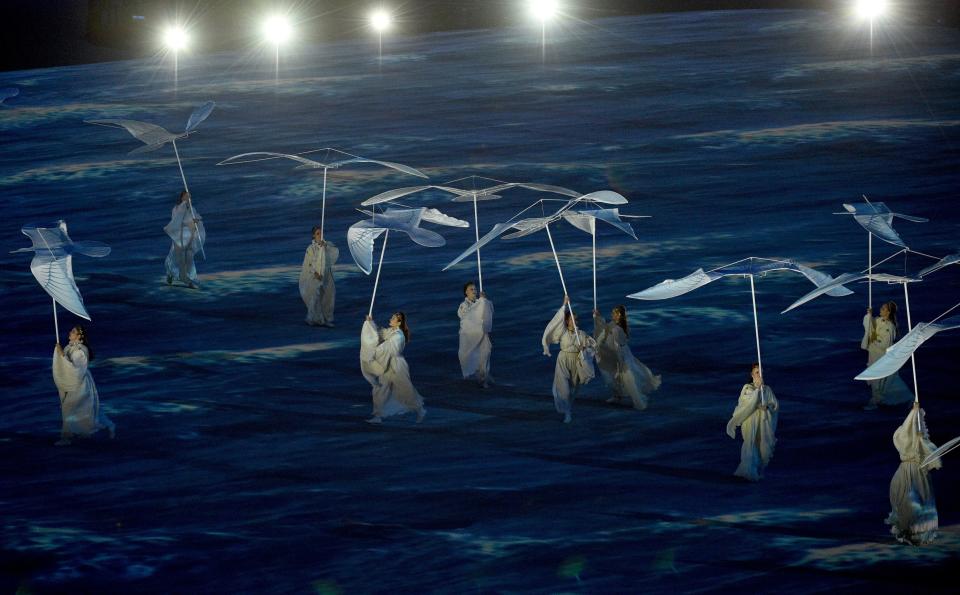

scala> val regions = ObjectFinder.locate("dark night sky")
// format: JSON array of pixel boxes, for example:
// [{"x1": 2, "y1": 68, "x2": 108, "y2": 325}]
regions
[{"x1": 0, "y1": 1, "x2": 957, "y2": 72}]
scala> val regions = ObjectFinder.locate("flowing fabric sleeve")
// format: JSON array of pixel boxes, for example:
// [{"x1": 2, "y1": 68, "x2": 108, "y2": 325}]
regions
[
  {"x1": 375, "y1": 330, "x2": 404, "y2": 360},
  {"x1": 457, "y1": 300, "x2": 469, "y2": 320},
  {"x1": 326, "y1": 243, "x2": 340, "y2": 268},
  {"x1": 360, "y1": 320, "x2": 385, "y2": 384},
  {"x1": 726, "y1": 384, "x2": 760, "y2": 439},
  {"x1": 478, "y1": 297, "x2": 493, "y2": 333},
  {"x1": 861, "y1": 313, "x2": 872, "y2": 350},
  {"x1": 875, "y1": 320, "x2": 896, "y2": 351},
  {"x1": 52, "y1": 346, "x2": 85, "y2": 395},
  {"x1": 592, "y1": 312, "x2": 607, "y2": 341},
  {"x1": 541, "y1": 306, "x2": 566, "y2": 356},
  {"x1": 576, "y1": 330, "x2": 598, "y2": 383}
]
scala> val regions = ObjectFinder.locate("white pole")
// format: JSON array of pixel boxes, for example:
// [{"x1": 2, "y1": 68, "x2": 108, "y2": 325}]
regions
[
  {"x1": 320, "y1": 168, "x2": 328, "y2": 239},
  {"x1": 473, "y1": 193, "x2": 483, "y2": 293},
  {"x1": 172, "y1": 139, "x2": 204, "y2": 260},
  {"x1": 368, "y1": 230, "x2": 389, "y2": 318},
  {"x1": 868, "y1": 233, "x2": 873, "y2": 310},
  {"x1": 591, "y1": 218, "x2": 597, "y2": 312},
  {"x1": 903, "y1": 282, "x2": 919, "y2": 406},
  {"x1": 545, "y1": 223, "x2": 581, "y2": 345},
  {"x1": 749, "y1": 274, "x2": 764, "y2": 406},
  {"x1": 52, "y1": 297, "x2": 59, "y2": 342}
]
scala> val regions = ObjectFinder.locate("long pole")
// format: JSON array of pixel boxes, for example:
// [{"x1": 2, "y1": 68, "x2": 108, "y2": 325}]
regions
[
  {"x1": 171, "y1": 139, "x2": 204, "y2": 260},
  {"x1": 749, "y1": 274, "x2": 765, "y2": 406},
  {"x1": 868, "y1": 233, "x2": 873, "y2": 310},
  {"x1": 320, "y1": 168, "x2": 328, "y2": 239},
  {"x1": 473, "y1": 193, "x2": 483, "y2": 292},
  {"x1": 545, "y1": 223, "x2": 581, "y2": 345},
  {"x1": 591, "y1": 218, "x2": 597, "y2": 311},
  {"x1": 52, "y1": 297, "x2": 59, "y2": 342},
  {"x1": 368, "y1": 230, "x2": 389, "y2": 318},
  {"x1": 903, "y1": 282, "x2": 919, "y2": 406}
]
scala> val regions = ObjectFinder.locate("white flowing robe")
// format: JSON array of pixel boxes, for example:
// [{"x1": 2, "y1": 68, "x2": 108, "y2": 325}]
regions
[
  {"x1": 458, "y1": 296, "x2": 493, "y2": 382},
  {"x1": 360, "y1": 320, "x2": 424, "y2": 418},
  {"x1": 887, "y1": 406, "x2": 940, "y2": 544},
  {"x1": 299, "y1": 241, "x2": 339, "y2": 325},
  {"x1": 52, "y1": 342, "x2": 114, "y2": 439},
  {"x1": 593, "y1": 313, "x2": 661, "y2": 410},
  {"x1": 862, "y1": 313, "x2": 914, "y2": 406},
  {"x1": 726, "y1": 383, "x2": 778, "y2": 482},
  {"x1": 164, "y1": 201, "x2": 205, "y2": 285},
  {"x1": 542, "y1": 306, "x2": 596, "y2": 415}
]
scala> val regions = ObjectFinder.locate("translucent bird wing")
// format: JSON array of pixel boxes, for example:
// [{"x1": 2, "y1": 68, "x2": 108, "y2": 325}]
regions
[
  {"x1": 579, "y1": 190, "x2": 628, "y2": 205},
  {"x1": 892, "y1": 212, "x2": 928, "y2": 223},
  {"x1": 361, "y1": 185, "x2": 435, "y2": 206},
  {"x1": 922, "y1": 436, "x2": 960, "y2": 469},
  {"x1": 86, "y1": 119, "x2": 176, "y2": 148},
  {"x1": 347, "y1": 223, "x2": 388, "y2": 275},
  {"x1": 794, "y1": 263, "x2": 854, "y2": 296},
  {"x1": 451, "y1": 194, "x2": 502, "y2": 202},
  {"x1": 374, "y1": 208, "x2": 445, "y2": 246},
  {"x1": 501, "y1": 217, "x2": 552, "y2": 239},
  {"x1": 628, "y1": 268, "x2": 719, "y2": 300},
  {"x1": 30, "y1": 252, "x2": 90, "y2": 320},
  {"x1": 0, "y1": 87, "x2": 19, "y2": 103},
  {"x1": 561, "y1": 211, "x2": 595, "y2": 235},
  {"x1": 333, "y1": 158, "x2": 428, "y2": 179},
  {"x1": 420, "y1": 208, "x2": 469, "y2": 228},
  {"x1": 855, "y1": 316, "x2": 960, "y2": 380},
  {"x1": 511, "y1": 183, "x2": 581, "y2": 198},
  {"x1": 842, "y1": 202, "x2": 904, "y2": 247},
  {"x1": 443, "y1": 222, "x2": 516, "y2": 271},
  {"x1": 920, "y1": 253, "x2": 960, "y2": 278},
  {"x1": 185, "y1": 101, "x2": 215, "y2": 132},
  {"x1": 567, "y1": 208, "x2": 638, "y2": 239},
  {"x1": 70, "y1": 241, "x2": 111, "y2": 258},
  {"x1": 782, "y1": 272, "x2": 864, "y2": 313},
  {"x1": 217, "y1": 152, "x2": 322, "y2": 168}
]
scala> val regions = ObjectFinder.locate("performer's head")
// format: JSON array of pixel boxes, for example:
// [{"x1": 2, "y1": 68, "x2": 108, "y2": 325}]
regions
[
  {"x1": 312, "y1": 225, "x2": 322, "y2": 242},
  {"x1": 463, "y1": 281, "x2": 476, "y2": 300},
  {"x1": 177, "y1": 190, "x2": 190, "y2": 204},
  {"x1": 612, "y1": 304, "x2": 629, "y2": 337},
  {"x1": 880, "y1": 301, "x2": 898, "y2": 327},
  {"x1": 390, "y1": 311, "x2": 410, "y2": 342},
  {"x1": 564, "y1": 308, "x2": 577, "y2": 331},
  {"x1": 69, "y1": 325, "x2": 94, "y2": 360},
  {"x1": 750, "y1": 363, "x2": 761, "y2": 385}
]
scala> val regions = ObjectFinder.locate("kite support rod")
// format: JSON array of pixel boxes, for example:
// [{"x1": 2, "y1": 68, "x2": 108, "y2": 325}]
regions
[
  {"x1": 868, "y1": 233, "x2": 873, "y2": 310},
  {"x1": 321, "y1": 167, "x2": 328, "y2": 239},
  {"x1": 368, "y1": 230, "x2": 389, "y2": 318},
  {"x1": 53, "y1": 297, "x2": 59, "y2": 342},
  {"x1": 903, "y1": 282, "x2": 919, "y2": 407},
  {"x1": 749, "y1": 274, "x2": 765, "y2": 406},
  {"x1": 473, "y1": 193, "x2": 483, "y2": 293},
  {"x1": 172, "y1": 140, "x2": 205, "y2": 260},
  {"x1": 545, "y1": 223, "x2": 581, "y2": 346},
  {"x1": 592, "y1": 220, "x2": 597, "y2": 312}
]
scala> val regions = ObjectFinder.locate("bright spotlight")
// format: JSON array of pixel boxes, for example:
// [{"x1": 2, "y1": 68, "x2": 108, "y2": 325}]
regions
[
  {"x1": 262, "y1": 15, "x2": 293, "y2": 45},
  {"x1": 370, "y1": 10, "x2": 391, "y2": 33},
  {"x1": 163, "y1": 25, "x2": 188, "y2": 51},
  {"x1": 855, "y1": 0, "x2": 888, "y2": 20},
  {"x1": 528, "y1": 0, "x2": 558, "y2": 22}
]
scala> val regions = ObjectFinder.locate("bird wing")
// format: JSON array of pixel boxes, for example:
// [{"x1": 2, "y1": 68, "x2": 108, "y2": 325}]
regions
[
  {"x1": 332, "y1": 158, "x2": 428, "y2": 178},
  {"x1": 347, "y1": 222, "x2": 388, "y2": 275},
  {"x1": 185, "y1": 101, "x2": 215, "y2": 132},
  {"x1": 86, "y1": 119, "x2": 176, "y2": 149},
  {"x1": 855, "y1": 316, "x2": 960, "y2": 380},
  {"x1": 628, "y1": 268, "x2": 719, "y2": 300},
  {"x1": 920, "y1": 253, "x2": 960, "y2": 278}
]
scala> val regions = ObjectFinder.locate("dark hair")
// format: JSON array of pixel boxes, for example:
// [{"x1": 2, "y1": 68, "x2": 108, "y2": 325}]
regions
[
  {"x1": 73, "y1": 325, "x2": 94, "y2": 361},
  {"x1": 177, "y1": 190, "x2": 189, "y2": 204},
  {"x1": 749, "y1": 362, "x2": 759, "y2": 380},
  {"x1": 613, "y1": 304, "x2": 629, "y2": 337},
  {"x1": 563, "y1": 308, "x2": 576, "y2": 329},
  {"x1": 393, "y1": 311, "x2": 410, "y2": 343},
  {"x1": 883, "y1": 301, "x2": 899, "y2": 336},
  {"x1": 312, "y1": 225, "x2": 322, "y2": 236},
  {"x1": 463, "y1": 281, "x2": 475, "y2": 297}
]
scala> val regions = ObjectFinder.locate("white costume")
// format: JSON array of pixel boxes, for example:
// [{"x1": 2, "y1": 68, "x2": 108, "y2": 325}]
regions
[
  {"x1": 52, "y1": 342, "x2": 114, "y2": 442},
  {"x1": 360, "y1": 320, "x2": 425, "y2": 420},
  {"x1": 542, "y1": 306, "x2": 596, "y2": 420},
  {"x1": 458, "y1": 296, "x2": 493, "y2": 384},
  {"x1": 593, "y1": 312, "x2": 661, "y2": 410},
  {"x1": 726, "y1": 383, "x2": 778, "y2": 482},
  {"x1": 164, "y1": 200, "x2": 205, "y2": 286},
  {"x1": 862, "y1": 313, "x2": 913, "y2": 407},
  {"x1": 299, "y1": 240, "x2": 339, "y2": 326},
  {"x1": 887, "y1": 405, "x2": 940, "y2": 545}
]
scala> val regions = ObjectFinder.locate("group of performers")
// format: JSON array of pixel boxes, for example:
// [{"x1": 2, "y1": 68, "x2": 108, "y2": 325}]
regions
[{"x1": 46, "y1": 188, "x2": 945, "y2": 546}]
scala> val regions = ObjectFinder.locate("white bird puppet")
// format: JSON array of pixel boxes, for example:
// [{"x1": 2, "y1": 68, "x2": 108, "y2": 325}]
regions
[
  {"x1": 218, "y1": 148, "x2": 427, "y2": 240},
  {"x1": 11, "y1": 221, "x2": 110, "y2": 338},
  {"x1": 87, "y1": 101, "x2": 215, "y2": 258},
  {"x1": 835, "y1": 197, "x2": 927, "y2": 309}
]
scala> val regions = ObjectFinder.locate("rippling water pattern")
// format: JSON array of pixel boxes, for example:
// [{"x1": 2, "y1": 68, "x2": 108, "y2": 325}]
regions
[{"x1": 2, "y1": 10, "x2": 959, "y2": 592}]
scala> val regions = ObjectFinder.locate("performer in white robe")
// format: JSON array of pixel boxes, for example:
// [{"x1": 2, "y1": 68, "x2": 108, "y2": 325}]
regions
[
  {"x1": 299, "y1": 226, "x2": 339, "y2": 327},
  {"x1": 458, "y1": 281, "x2": 493, "y2": 387},
  {"x1": 542, "y1": 296, "x2": 596, "y2": 423},
  {"x1": 593, "y1": 305, "x2": 661, "y2": 410},
  {"x1": 726, "y1": 364, "x2": 778, "y2": 482},
  {"x1": 360, "y1": 312, "x2": 426, "y2": 424},
  {"x1": 862, "y1": 301, "x2": 913, "y2": 410},
  {"x1": 164, "y1": 190, "x2": 205, "y2": 289},
  {"x1": 887, "y1": 403, "x2": 940, "y2": 545},
  {"x1": 52, "y1": 326, "x2": 114, "y2": 446}
]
